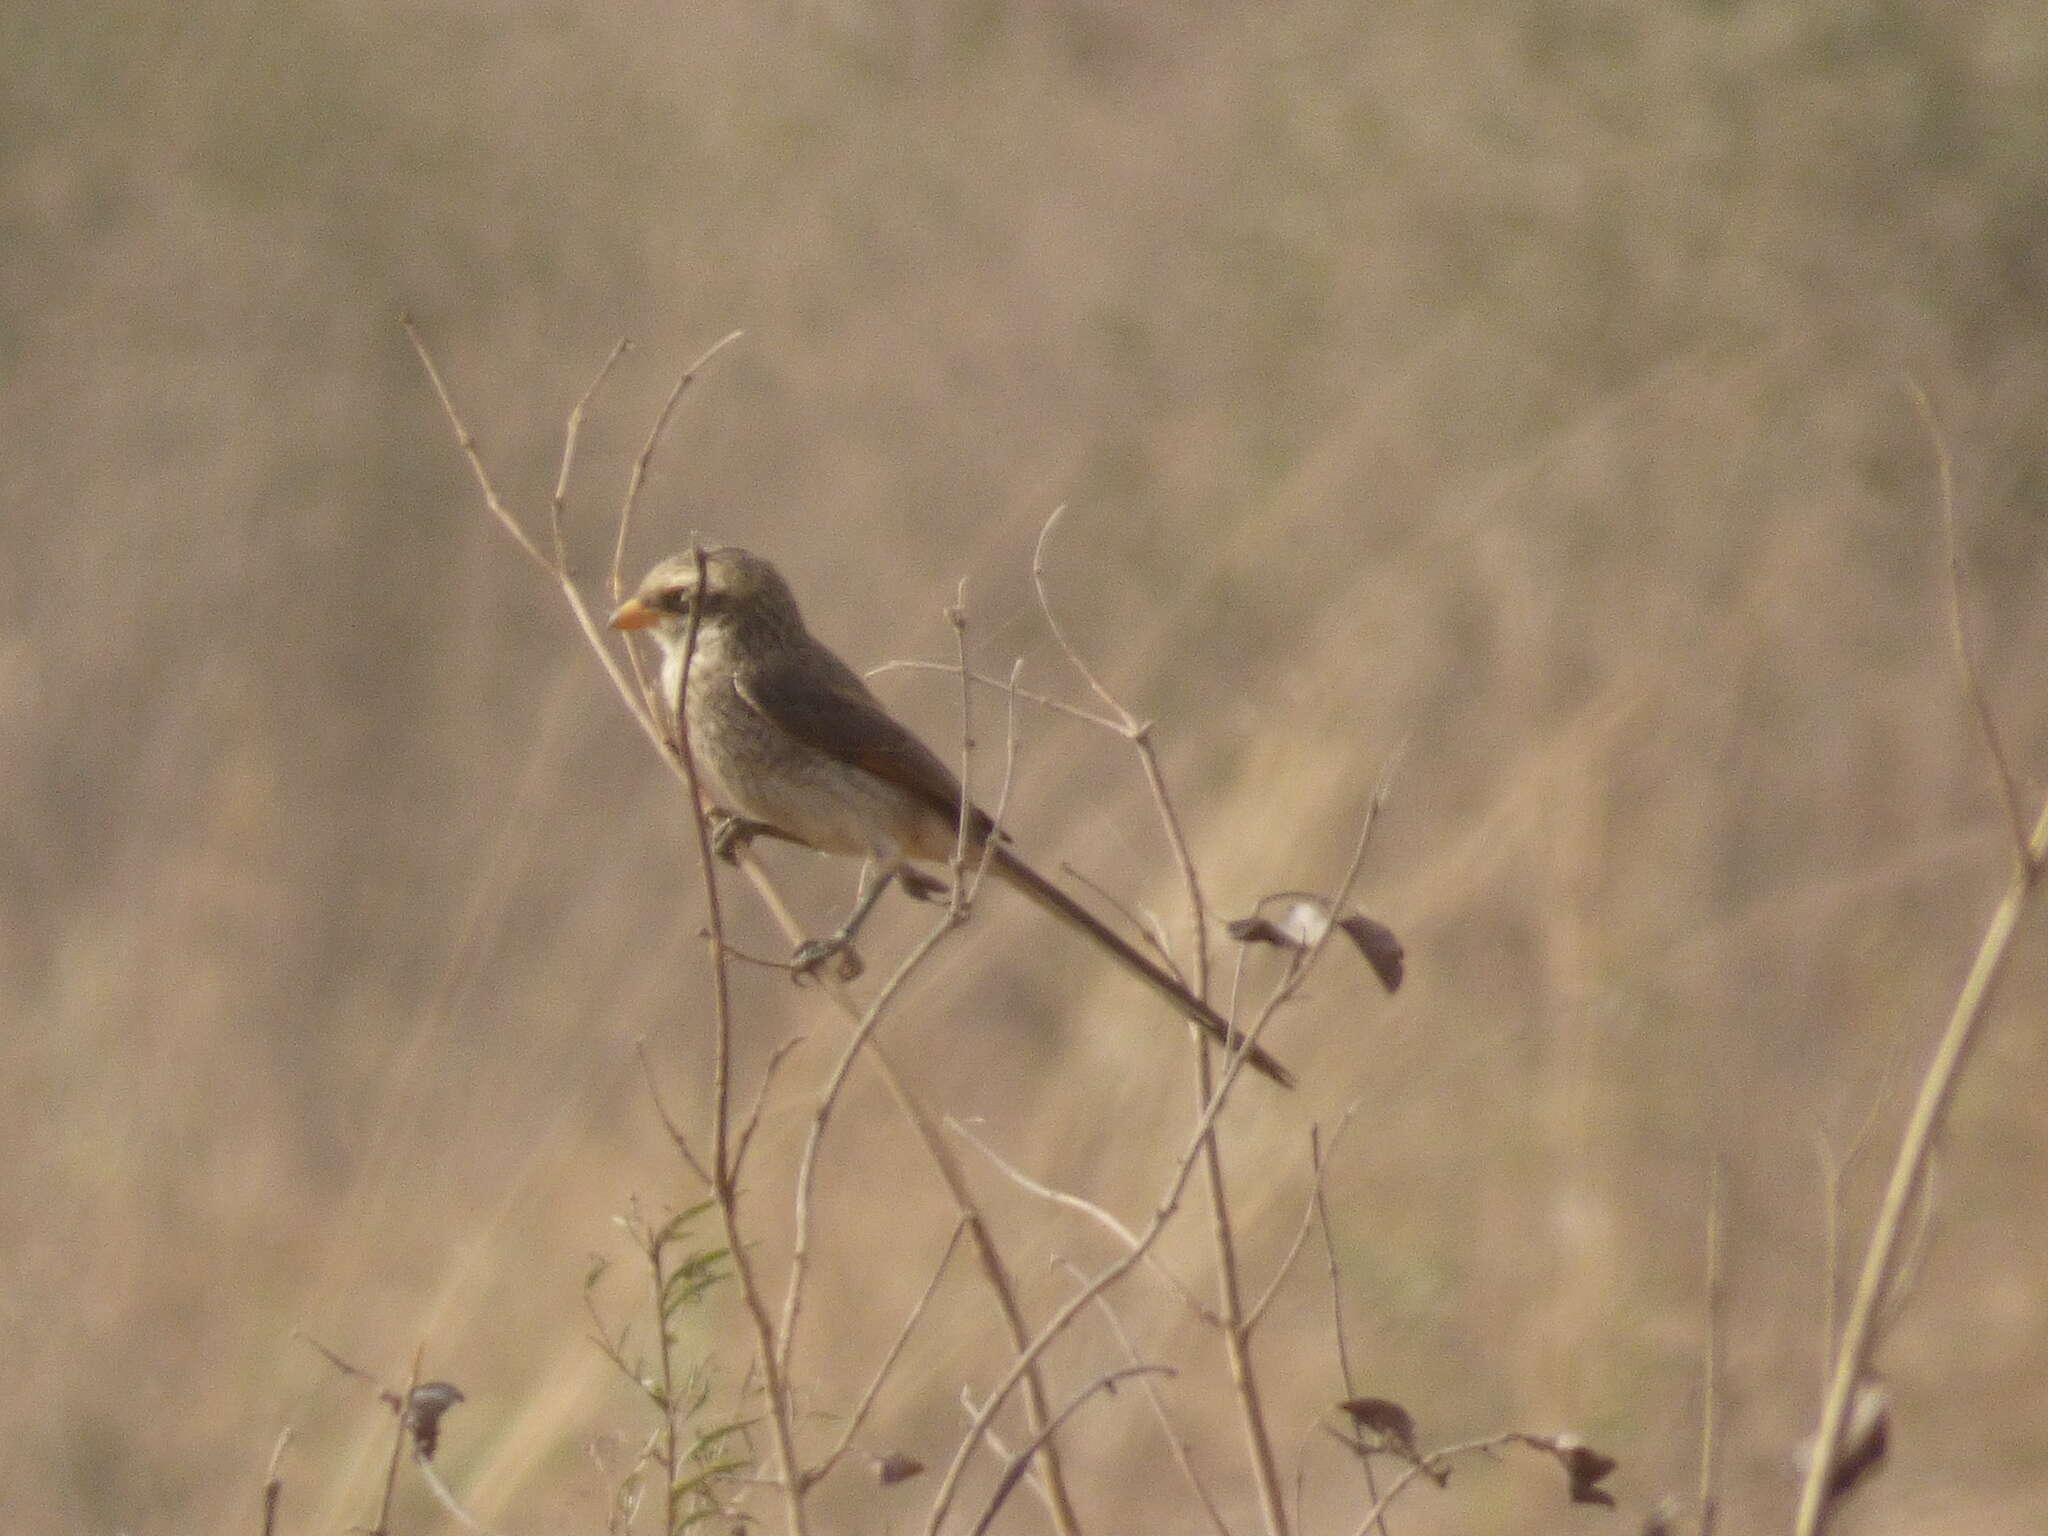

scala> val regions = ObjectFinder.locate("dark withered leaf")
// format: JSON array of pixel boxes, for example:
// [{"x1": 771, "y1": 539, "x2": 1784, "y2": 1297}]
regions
[
  {"x1": 1337, "y1": 1396, "x2": 1420, "y2": 1459},
  {"x1": 1560, "y1": 1442, "x2": 1619, "y2": 1506},
  {"x1": 875, "y1": 1452, "x2": 925, "y2": 1486},
  {"x1": 1228, "y1": 894, "x2": 1403, "y2": 992},
  {"x1": 1227, "y1": 916, "x2": 1290, "y2": 947},
  {"x1": 1794, "y1": 1380, "x2": 1890, "y2": 1505},
  {"x1": 404, "y1": 1381, "x2": 467, "y2": 1461},
  {"x1": 1512, "y1": 1432, "x2": 1617, "y2": 1507},
  {"x1": 1335, "y1": 913, "x2": 1405, "y2": 992}
]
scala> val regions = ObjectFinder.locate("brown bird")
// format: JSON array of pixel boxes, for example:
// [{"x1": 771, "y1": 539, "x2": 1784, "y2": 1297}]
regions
[{"x1": 610, "y1": 546, "x2": 1294, "y2": 1088}]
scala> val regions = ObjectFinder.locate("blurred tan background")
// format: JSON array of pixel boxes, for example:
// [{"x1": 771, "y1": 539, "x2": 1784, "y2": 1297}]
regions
[{"x1": 6, "y1": 1, "x2": 2046, "y2": 1531}]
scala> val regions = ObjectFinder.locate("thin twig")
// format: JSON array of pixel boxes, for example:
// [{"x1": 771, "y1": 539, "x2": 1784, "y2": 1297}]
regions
[
  {"x1": 919, "y1": 1022, "x2": 1280, "y2": 1536},
  {"x1": 646, "y1": 1202, "x2": 683, "y2": 1534},
  {"x1": 803, "y1": 1219, "x2": 969, "y2": 1492},
  {"x1": 1910, "y1": 381, "x2": 2033, "y2": 872},
  {"x1": 1313, "y1": 1127, "x2": 1389, "y2": 1536},
  {"x1": 1344, "y1": 1433, "x2": 1516, "y2": 1536},
  {"x1": 950, "y1": 1116, "x2": 1218, "y2": 1324},
  {"x1": 867, "y1": 657, "x2": 1125, "y2": 733},
  {"x1": 414, "y1": 1454, "x2": 505, "y2": 1535},
  {"x1": 1312, "y1": 1130, "x2": 1356, "y2": 1396},
  {"x1": 1812, "y1": 1021, "x2": 1913, "y2": 1376},
  {"x1": 636, "y1": 1039, "x2": 708, "y2": 1185},
  {"x1": 1792, "y1": 797, "x2": 2048, "y2": 1536},
  {"x1": 966, "y1": 1367, "x2": 1176, "y2": 1536},
  {"x1": 1794, "y1": 417, "x2": 2048, "y2": 1534},
  {"x1": 1189, "y1": 1040, "x2": 1285, "y2": 1536},
  {"x1": 402, "y1": 315, "x2": 549, "y2": 572},
  {"x1": 1031, "y1": 501, "x2": 1268, "y2": 1536},
  {"x1": 612, "y1": 330, "x2": 744, "y2": 604},
  {"x1": 1245, "y1": 1105, "x2": 1363, "y2": 1330},
  {"x1": 1055, "y1": 1258, "x2": 1234, "y2": 1536},
  {"x1": 404, "y1": 316, "x2": 677, "y2": 771},
  {"x1": 1061, "y1": 861, "x2": 1186, "y2": 976},
  {"x1": 261, "y1": 1428, "x2": 290, "y2": 1536},
  {"x1": 776, "y1": 911, "x2": 966, "y2": 1419},
  {"x1": 293, "y1": 1330, "x2": 383, "y2": 1390},
  {"x1": 371, "y1": 1345, "x2": 425, "y2": 1536},
  {"x1": 949, "y1": 579, "x2": 978, "y2": 879},
  {"x1": 1880, "y1": 1156, "x2": 1941, "y2": 1334},
  {"x1": 1032, "y1": 504, "x2": 1214, "y2": 999},
  {"x1": 766, "y1": 606, "x2": 1020, "y2": 1444},
  {"x1": 1699, "y1": 1162, "x2": 1723, "y2": 1536},
  {"x1": 1208, "y1": 774, "x2": 1397, "y2": 1536},
  {"x1": 606, "y1": 331, "x2": 742, "y2": 742},
  {"x1": 550, "y1": 338, "x2": 634, "y2": 572},
  {"x1": 1812, "y1": 1131, "x2": 1841, "y2": 1383},
  {"x1": 963, "y1": 660, "x2": 1026, "y2": 908},
  {"x1": 732, "y1": 1034, "x2": 807, "y2": 1178}
]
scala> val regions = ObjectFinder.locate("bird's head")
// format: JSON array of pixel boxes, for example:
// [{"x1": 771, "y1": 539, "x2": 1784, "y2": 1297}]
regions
[{"x1": 609, "y1": 546, "x2": 801, "y2": 643}]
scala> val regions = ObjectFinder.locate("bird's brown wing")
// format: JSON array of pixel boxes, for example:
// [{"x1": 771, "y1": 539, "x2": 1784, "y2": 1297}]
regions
[{"x1": 737, "y1": 649, "x2": 998, "y2": 844}]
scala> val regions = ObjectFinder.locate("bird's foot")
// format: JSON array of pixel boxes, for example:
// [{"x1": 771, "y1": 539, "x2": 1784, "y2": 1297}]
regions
[
  {"x1": 791, "y1": 933, "x2": 865, "y2": 983},
  {"x1": 895, "y1": 867, "x2": 950, "y2": 905},
  {"x1": 709, "y1": 812, "x2": 771, "y2": 865}
]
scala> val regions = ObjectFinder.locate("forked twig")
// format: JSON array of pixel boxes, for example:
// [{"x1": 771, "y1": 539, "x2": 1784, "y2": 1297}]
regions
[
  {"x1": 732, "y1": 1034, "x2": 807, "y2": 1177},
  {"x1": 403, "y1": 317, "x2": 681, "y2": 772},
  {"x1": 614, "y1": 331, "x2": 746, "y2": 603},
  {"x1": 634, "y1": 1039, "x2": 707, "y2": 1186},
  {"x1": 867, "y1": 658, "x2": 1125, "y2": 733},
  {"x1": 965, "y1": 1366, "x2": 1176, "y2": 1536},
  {"x1": 1245, "y1": 1104, "x2": 1363, "y2": 1331},
  {"x1": 1054, "y1": 1258, "x2": 1234, "y2": 1536},
  {"x1": 1033, "y1": 505, "x2": 1215, "y2": 995},
  {"x1": 801, "y1": 1219, "x2": 968, "y2": 1492},
  {"x1": 550, "y1": 337, "x2": 633, "y2": 573},
  {"x1": 919, "y1": 1014, "x2": 1292, "y2": 1536},
  {"x1": 1910, "y1": 381, "x2": 2033, "y2": 872},
  {"x1": 403, "y1": 315, "x2": 549, "y2": 572},
  {"x1": 1792, "y1": 409, "x2": 2048, "y2": 1533},
  {"x1": 949, "y1": 1116, "x2": 1218, "y2": 1324},
  {"x1": 1312, "y1": 1126, "x2": 1389, "y2": 1536},
  {"x1": 775, "y1": 911, "x2": 967, "y2": 1415}
]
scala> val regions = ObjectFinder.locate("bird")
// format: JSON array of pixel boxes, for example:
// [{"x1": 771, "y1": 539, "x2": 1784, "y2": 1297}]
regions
[{"x1": 609, "y1": 545, "x2": 1294, "y2": 1088}]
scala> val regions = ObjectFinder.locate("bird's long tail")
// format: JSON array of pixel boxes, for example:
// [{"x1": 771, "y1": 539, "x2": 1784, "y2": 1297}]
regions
[{"x1": 987, "y1": 845, "x2": 1295, "y2": 1089}]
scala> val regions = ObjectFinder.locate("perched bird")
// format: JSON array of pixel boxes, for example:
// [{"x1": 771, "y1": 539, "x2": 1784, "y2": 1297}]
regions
[{"x1": 611, "y1": 546, "x2": 1293, "y2": 1087}]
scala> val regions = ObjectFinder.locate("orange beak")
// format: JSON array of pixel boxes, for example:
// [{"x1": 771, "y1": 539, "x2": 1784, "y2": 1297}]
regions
[{"x1": 609, "y1": 597, "x2": 658, "y2": 631}]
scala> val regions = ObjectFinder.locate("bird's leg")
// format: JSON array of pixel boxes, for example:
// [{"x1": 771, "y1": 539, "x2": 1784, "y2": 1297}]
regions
[
  {"x1": 707, "y1": 810, "x2": 775, "y2": 865},
  {"x1": 791, "y1": 859, "x2": 897, "y2": 981}
]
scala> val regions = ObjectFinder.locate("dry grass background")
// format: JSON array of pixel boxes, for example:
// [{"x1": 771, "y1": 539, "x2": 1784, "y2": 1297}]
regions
[{"x1": 6, "y1": 1, "x2": 2047, "y2": 1531}]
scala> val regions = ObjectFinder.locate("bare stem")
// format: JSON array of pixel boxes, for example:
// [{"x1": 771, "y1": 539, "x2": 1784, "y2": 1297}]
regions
[
  {"x1": 1911, "y1": 381, "x2": 2033, "y2": 872},
  {"x1": 919, "y1": 1026, "x2": 1275, "y2": 1536},
  {"x1": 260, "y1": 1428, "x2": 290, "y2": 1536},
  {"x1": 1698, "y1": 1162, "x2": 1723, "y2": 1536},
  {"x1": 966, "y1": 1366, "x2": 1175, "y2": 1536},
  {"x1": 803, "y1": 1220, "x2": 967, "y2": 1492},
  {"x1": 371, "y1": 1345, "x2": 424, "y2": 1536},
  {"x1": 1792, "y1": 794, "x2": 2048, "y2": 1536}
]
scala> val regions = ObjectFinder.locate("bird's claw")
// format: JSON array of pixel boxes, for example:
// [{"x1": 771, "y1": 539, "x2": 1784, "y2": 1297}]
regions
[
  {"x1": 791, "y1": 935, "x2": 864, "y2": 983},
  {"x1": 709, "y1": 813, "x2": 767, "y2": 865}
]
